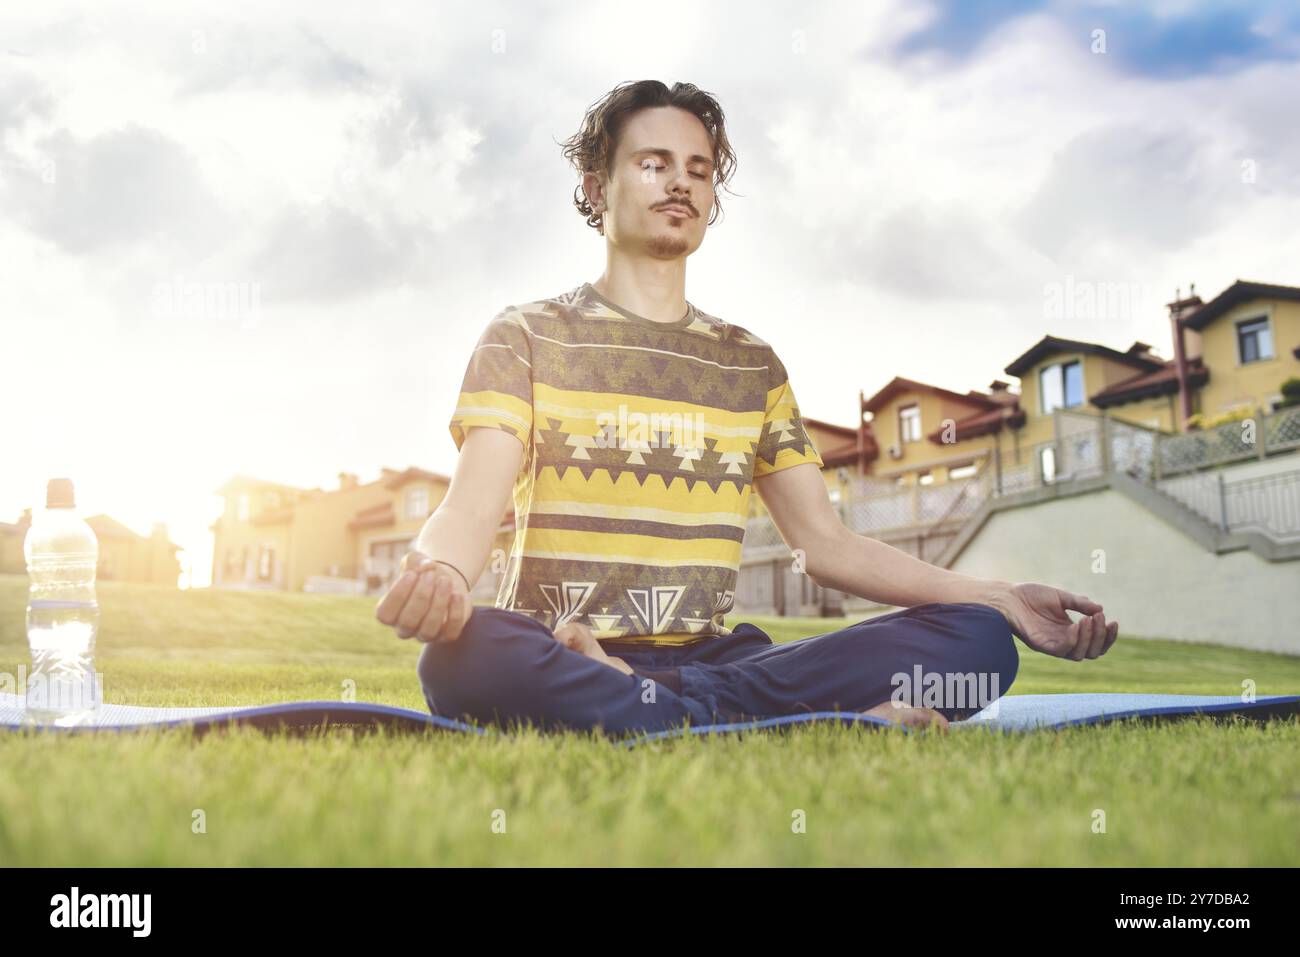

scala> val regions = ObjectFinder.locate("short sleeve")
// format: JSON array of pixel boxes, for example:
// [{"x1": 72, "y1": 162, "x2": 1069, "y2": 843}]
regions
[
  {"x1": 447, "y1": 309, "x2": 533, "y2": 453},
  {"x1": 753, "y1": 351, "x2": 823, "y2": 477}
]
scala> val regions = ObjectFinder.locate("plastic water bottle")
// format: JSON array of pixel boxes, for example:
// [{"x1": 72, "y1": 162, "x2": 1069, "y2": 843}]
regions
[{"x1": 24, "y1": 478, "x2": 101, "y2": 726}]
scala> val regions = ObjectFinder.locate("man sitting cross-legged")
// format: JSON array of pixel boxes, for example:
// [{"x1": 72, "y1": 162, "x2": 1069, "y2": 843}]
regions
[{"x1": 375, "y1": 80, "x2": 1119, "y2": 736}]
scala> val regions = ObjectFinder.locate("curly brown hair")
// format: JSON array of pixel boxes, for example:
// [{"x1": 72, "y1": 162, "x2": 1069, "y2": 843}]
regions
[{"x1": 557, "y1": 80, "x2": 739, "y2": 235}]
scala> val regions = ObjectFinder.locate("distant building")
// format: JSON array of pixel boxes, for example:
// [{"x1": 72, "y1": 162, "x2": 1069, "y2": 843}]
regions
[
  {"x1": 0, "y1": 509, "x2": 181, "y2": 586},
  {"x1": 210, "y1": 467, "x2": 515, "y2": 597},
  {"x1": 858, "y1": 375, "x2": 1024, "y2": 489},
  {"x1": 1170, "y1": 279, "x2": 1300, "y2": 420},
  {"x1": 851, "y1": 278, "x2": 1300, "y2": 488}
]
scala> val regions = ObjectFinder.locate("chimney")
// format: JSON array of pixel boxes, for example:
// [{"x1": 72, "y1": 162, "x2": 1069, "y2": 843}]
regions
[
  {"x1": 338, "y1": 472, "x2": 359, "y2": 491},
  {"x1": 986, "y1": 380, "x2": 1016, "y2": 405},
  {"x1": 1167, "y1": 285, "x2": 1204, "y2": 429}
]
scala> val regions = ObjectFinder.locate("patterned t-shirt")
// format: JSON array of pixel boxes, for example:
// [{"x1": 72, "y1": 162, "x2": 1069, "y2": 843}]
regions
[{"x1": 448, "y1": 281, "x2": 823, "y2": 646}]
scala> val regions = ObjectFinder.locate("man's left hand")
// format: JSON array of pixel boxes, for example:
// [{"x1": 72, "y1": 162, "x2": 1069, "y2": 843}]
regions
[{"x1": 987, "y1": 582, "x2": 1119, "y2": 660}]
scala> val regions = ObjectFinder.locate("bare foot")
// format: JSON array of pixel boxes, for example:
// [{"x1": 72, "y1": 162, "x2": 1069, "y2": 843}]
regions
[
  {"x1": 862, "y1": 700, "x2": 950, "y2": 731},
  {"x1": 553, "y1": 621, "x2": 633, "y2": 675}
]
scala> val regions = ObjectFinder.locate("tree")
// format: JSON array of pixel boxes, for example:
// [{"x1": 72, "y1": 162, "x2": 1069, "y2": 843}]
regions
[{"x1": 1279, "y1": 376, "x2": 1300, "y2": 409}]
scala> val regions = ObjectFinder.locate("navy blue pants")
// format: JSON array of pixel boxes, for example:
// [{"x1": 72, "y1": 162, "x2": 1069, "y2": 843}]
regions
[{"x1": 416, "y1": 602, "x2": 1019, "y2": 736}]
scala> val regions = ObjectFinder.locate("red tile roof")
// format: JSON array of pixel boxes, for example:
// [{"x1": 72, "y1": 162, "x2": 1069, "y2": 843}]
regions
[
  {"x1": 382, "y1": 467, "x2": 451, "y2": 490},
  {"x1": 1090, "y1": 357, "x2": 1208, "y2": 408},
  {"x1": 801, "y1": 415, "x2": 870, "y2": 468},
  {"x1": 820, "y1": 436, "x2": 872, "y2": 468},
  {"x1": 1181, "y1": 280, "x2": 1300, "y2": 332},
  {"x1": 926, "y1": 404, "x2": 1025, "y2": 443},
  {"x1": 1004, "y1": 335, "x2": 1166, "y2": 378},
  {"x1": 863, "y1": 376, "x2": 1003, "y2": 414}
]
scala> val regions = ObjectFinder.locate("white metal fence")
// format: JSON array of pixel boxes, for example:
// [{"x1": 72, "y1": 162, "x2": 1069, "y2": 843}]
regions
[{"x1": 1159, "y1": 469, "x2": 1300, "y2": 540}]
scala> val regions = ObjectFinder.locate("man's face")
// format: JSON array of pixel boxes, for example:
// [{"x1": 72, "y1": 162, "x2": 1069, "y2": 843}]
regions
[{"x1": 586, "y1": 105, "x2": 716, "y2": 259}]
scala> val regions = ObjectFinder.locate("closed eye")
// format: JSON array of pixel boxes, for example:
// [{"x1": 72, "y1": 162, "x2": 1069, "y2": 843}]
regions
[{"x1": 647, "y1": 162, "x2": 708, "y2": 180}]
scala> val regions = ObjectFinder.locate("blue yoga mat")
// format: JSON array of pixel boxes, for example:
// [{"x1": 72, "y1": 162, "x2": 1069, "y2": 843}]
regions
[{"x1": 1, "y1": 692, "x2": 1296, "y2": 743}]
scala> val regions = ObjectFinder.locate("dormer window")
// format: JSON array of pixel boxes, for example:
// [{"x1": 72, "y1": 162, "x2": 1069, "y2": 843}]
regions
[
  {"x1": 1039, "y1": 360, "x2": 1083, "y2": 414},
  {"x1": 237, "y1": 494, "x2": 250, "y2": 522},
  {"x1": 898, "y1": 404, "x2": 921, "y2": 443}
]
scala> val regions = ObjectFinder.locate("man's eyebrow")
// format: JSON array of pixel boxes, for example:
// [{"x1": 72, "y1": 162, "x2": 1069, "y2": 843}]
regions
[{"x1": 630, "y1": 147, "x2": 715, "y2": 170}]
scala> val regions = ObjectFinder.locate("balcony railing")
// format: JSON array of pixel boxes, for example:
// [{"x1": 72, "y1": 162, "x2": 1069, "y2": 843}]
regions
[{"x1": 1157, "y1": 405, "x2": 1300, "y2": 476}]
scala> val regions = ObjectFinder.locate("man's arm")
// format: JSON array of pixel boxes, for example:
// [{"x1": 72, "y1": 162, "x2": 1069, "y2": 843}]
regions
[
  {"x1": 754, "y1": 462, "x2": 1119, "y2": 660},
  {"x1": 375, "y1": 427, "x2": 523, "y2": 642},
  {"x1": 754, "y1": 463, "x2": 1007, "y2": 607},
  {"x1": 414, "y1": 427, "x2": 524, "y2": 586}
]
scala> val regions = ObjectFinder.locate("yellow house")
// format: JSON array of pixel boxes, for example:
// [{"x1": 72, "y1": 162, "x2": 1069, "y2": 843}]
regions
[
  {"x1": 1174, "y1": 280, "x2": 1300, "y2": 423},
  {"x1": 211, "y1": 467, "x2": 515, "y2": 594},
  {"x1": 1002, "y1": 279, "x2": 1300, "y2": 482},
  {"x1": 847, "y1": 279, "x2": 1299, "y2": 490},
  {"x1": 856, "y1": 377, "x2": 1025, "y2": 487},
  {"x1": 0, "y1": 510, "x2": 181, "y2": 586},
  {"x1": 1001, "y1": 335, "x2": 1182, "y2": 482}
]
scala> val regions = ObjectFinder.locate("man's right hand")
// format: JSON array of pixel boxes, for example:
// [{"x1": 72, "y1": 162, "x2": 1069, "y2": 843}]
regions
[{"x1": 374, "y1": 550, "x2": 473, "y2": 642}]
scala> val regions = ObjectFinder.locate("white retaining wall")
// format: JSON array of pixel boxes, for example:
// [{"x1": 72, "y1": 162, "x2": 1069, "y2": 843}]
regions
[{"x1": 950, "y1": 487, "x2": 1300, "y2": 655}]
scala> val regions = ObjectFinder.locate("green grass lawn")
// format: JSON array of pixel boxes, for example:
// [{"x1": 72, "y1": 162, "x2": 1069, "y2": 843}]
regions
[{"x1": 1, "y1": 573, "x2": 1298, "y2": 866}]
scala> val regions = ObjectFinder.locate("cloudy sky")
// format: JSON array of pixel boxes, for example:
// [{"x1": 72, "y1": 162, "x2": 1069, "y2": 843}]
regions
[{"x1": 3, "y1": 0, "x2": 1298, "y2": 587}]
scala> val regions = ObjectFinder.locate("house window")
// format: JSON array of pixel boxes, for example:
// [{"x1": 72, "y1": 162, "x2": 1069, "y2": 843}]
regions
[
  {"x1": 237, "y1": 494, "x2": 250, "y2": 522},
  {"x1": 257, "y1": 544, "x2": 274, "y2": 581},
  {"x1": 948, "y1": 462, "x2": 977, "y2": 480},
  {"x1": 1040, "y1": 446, "x2": 1057, "y2": 483},
  {"x1": 918, "y1": 470, "x2": 934, "y2": 486},
  {"x1": 1236, "y1": 316, "x2": 1273, "y2": 364},
  {"x1": 1039, "y1": 360, "x2": 1084, "y2": 414},
  {"x1": 898, "y1": 404, "x2": 921, "y2": 443},
  {"x1": 265, "y1": 491, "x2": 280, "y2": 509},
  {"x1": 405, "y1": 487, "x2": 429, "y2": 520}
]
